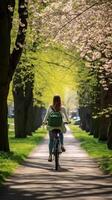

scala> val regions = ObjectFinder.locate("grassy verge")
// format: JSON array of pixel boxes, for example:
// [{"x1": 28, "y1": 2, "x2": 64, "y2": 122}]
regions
[
  {"x1": 0, "y1": 127, "x2": 47, "y2": 184},
  {"x1": 71, "y1": 125, "x2": 112, "y2": 175}
]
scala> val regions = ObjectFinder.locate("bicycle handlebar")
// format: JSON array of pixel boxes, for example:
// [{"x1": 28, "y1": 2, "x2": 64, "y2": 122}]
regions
[
  {"x1": 43, "y1": 121, "x2": 71, "y2": 126},
  {"x1": 64, "y1": 121, "x2": 71, "y2": 124}
]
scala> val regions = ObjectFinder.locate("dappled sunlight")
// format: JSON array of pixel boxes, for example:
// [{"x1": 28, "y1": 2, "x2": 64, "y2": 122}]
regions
[
  {"x1": 0, "y1": 2, "x2": 112, "y2": 200},
  {"x1": 0, "y1": 128, "x2": 112, "y2": 200}
]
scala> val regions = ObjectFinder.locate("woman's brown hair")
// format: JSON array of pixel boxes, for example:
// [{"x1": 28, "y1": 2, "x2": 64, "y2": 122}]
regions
[{"x1": 52, "y1": 95, "x2": 61, "y2": 111}]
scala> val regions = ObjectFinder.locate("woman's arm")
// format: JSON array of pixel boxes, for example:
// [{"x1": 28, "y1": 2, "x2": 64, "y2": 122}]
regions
[
  {"x1": 43, "y1": 106, "x2": 50, "y2": 124},
  {"x1": 62, "y1": 106, "x2": 69, "y2": 122}
]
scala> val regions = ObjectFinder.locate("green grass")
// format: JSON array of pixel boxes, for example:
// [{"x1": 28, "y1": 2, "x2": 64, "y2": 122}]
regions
[
  {"x1": 71, "y1": 125, "x2": 112, "y2": 174},
  {"x1": 8, "y1": 117, "x2": 14, "y2": 124},
  {"x1": 8, "y1": 118, "x2": 14, "y2": 131},
  {"x1": 0, "y1": 127, "x2": 47, "y2": 184}
]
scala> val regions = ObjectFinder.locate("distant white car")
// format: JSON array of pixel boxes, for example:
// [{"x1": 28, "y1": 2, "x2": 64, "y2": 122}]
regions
[
  {"x1": 73, "y1": 116, "x2": 80, "y2": 125},
  {"x1": 73, "y1": 116, "x2": 77, "y2": 120}
]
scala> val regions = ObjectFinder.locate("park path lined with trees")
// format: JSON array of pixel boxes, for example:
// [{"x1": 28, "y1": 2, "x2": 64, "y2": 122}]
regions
[
  {"x1": 0, "y1": 0, "x2": 112, "y2": 152},
  {"x1": 0, "y1": 127, "x2": 112, "y2": 200},
  {"x1": 0, "y1": 0, "x2": 112, "y2": 196},
  {"x1": 0, "y1": 0, "x2": 112, "y2": 154}
]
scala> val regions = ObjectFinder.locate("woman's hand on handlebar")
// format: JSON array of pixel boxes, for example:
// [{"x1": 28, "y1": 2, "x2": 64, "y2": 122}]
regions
[
  {"x1": 42, "y1": 122, "x2": 47, "y2": 126},
  {"x1": 64, "y1": 121, "x2": 71, "y2": 124}
]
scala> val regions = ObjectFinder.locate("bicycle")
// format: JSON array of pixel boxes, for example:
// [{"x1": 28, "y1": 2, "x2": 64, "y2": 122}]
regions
[
  {"x1": 43, "y1": 121, "x2": 70, "y2": 170},
  {"x1": 52, "y1": 129, "x2": 62, "y2": 171}
]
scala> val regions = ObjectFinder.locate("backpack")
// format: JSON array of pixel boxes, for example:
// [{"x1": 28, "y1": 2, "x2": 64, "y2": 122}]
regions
[{"x1": 48, "y1": 107, "x2": 62, "y2": 127}]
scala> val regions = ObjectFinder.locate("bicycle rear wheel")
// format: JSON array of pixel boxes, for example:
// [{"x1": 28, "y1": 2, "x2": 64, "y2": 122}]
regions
[
  {"x1": 55, "y1": 149, "x2": 59, "y2": 171},
  {"x1": 54, "y1": 140, "x2": 60, "y2": 171}
]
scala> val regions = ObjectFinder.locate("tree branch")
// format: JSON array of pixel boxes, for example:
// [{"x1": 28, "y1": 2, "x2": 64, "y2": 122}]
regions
[
  {"x1": 9, "y1": 0, "x2": 28, "y2": 81},
  {"x1": 8, "y1": 0, "x2": 15, "y2": 34},
  {"x1": 54, "y1": 2, "x2": 99, "y2": 38}
]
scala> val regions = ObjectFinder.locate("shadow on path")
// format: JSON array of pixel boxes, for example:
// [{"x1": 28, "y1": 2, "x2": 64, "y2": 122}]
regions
[{"x1": 0, "y1": 128, "x2": 112, "y2": 200}]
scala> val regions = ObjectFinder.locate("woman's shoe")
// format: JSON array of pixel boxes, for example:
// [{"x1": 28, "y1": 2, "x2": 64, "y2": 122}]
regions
[{"x1": 48, "y1": 155, "x2": 52, "y2": 162}]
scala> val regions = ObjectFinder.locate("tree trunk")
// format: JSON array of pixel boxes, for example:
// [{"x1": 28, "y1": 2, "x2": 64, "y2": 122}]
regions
[
  {"x1": 79, "y1": 107, "x2": 86, "y2": 130},
  {"x1": 90, "y1": 117, "x2": 99, "y2": 138},
  {"x1": 97, "y1": 87, "x2": 107, "y2": 141},
  {"x1": 33, "y1": 106, "x2": 43, "y2": 130},
  {"x1": 0, "y1": 0, "x2": 28, "y2": 151},
  {"x1": 13, "y1": 88, "x2": 27, "y2": 138},
  {"x1": 9, "y1": 0, "x2": 28, "y2": 80},
  {"x1": 25, "y1": 99, "x2": 34, "y2": 134},
  {"x1": 13, "y1": 80, "x2": 34, "y2": 137},
  {"x1": 85, "y1": 106, "x2": 92, "y2": 132},
  {"x1": 107, "y1": 85, "x2": 112, "y2": 149},
  {"x1": 107, "y1": 117, "x2": 112, "y2": 149},
  {"x1": 0, "y1": 85, "x2": 10, "y2": 151},
  {"x1": 0, "y1": 1, "x2": 10, "y2": 151},
  {"x1": 24, "y1": 82, "x2": 34, "y2": 135},
  {"x1": 98, "y1": 116, "x2": 109, "y2": 141},
  {"x1": 79, "y1": 106, "x2": 91, "y2": 132}
]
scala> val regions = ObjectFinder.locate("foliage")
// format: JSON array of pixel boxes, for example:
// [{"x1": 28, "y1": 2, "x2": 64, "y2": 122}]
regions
[
  {"x1": 33, "y1": 45, "x2": 77, "y2": 106},
  {"x1": 28, "y1": 0, "x2": 112, "y2": 116},
  {"x1": 13, "y1": 53, "x2": 34, "y2": 93},
  {"x1": 37, "y1": 0, "x2": 112, "y2": 89},
  {"x1": 7, "y1": 0, "x2": 112, "y2": 110},
  {"x1": 75, "y1": 59, "x2": 99, "y2": 108},
  {"x1": 12, "y1": 38, "x2": 78, "y2": 107},
  {"x1": 11, "y1": 0, "x2": 78, "y2": 107}
]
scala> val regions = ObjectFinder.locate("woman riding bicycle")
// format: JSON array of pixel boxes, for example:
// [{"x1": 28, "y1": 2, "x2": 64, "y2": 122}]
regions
[{"x1": 43, "y1": 95, "x2": 69, "y2": 162}]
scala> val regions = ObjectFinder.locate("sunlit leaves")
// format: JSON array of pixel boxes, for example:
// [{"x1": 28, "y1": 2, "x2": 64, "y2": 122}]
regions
[
  {"x1": 33, "y1": 46, "x2": 77, "y2": 106},
  {"x1": 11, "y1": 0, "x2": 112, "y2": 116},
  {"x1": 30, "y1": 0, "x2": 112, "y2": 91}
]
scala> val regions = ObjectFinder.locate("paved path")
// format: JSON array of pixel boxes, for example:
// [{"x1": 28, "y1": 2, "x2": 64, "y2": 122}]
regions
[{"x1": 0, "y1": 127, "x2": 112, "y2": 200}]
